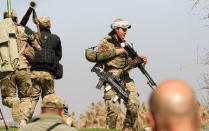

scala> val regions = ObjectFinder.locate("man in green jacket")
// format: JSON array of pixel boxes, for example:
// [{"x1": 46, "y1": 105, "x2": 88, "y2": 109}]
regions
[{"x1": 19, "y1": 94, "x2": 77, "y2": 131}]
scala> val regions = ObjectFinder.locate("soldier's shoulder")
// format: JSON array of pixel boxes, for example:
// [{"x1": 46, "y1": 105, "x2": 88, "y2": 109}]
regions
[
  {"x1": 50, "y1": 33, "x2": 61, "y2": 40},
  {"x1": 99, "y1": 36, "x2": 112, "y2": 45}
]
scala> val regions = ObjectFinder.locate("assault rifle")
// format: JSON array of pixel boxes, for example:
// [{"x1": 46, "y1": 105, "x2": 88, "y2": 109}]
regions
[
  {"x1": 124, "y1": 44, "x2": 157, "y2": 90},
  {"x1": 0, "y1": 108, "x2": 8, "y2": 131},
  {"x1": 91, "y1": 65, "x2": 130, "y2": 103}
]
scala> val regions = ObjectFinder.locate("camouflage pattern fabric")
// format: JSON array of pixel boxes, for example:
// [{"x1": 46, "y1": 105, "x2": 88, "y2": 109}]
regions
[
  {"x1": 111, "y1": 18, "x2": 131, "y2": 30},
  {"x1": 16, "y1": 24, "x2": 41, "y2": 69},
  {"x1": 0, "y1": 68, "x2": 33, "y2": 121},
  {"x1": 39, "y1": 16, "x2": 51, "y2": 28},
  {"x1": 104, "y1": 69, "x2": 140, "y2": 129},
  {"x1": 30, "y1": 71, "x2": 55, "y2": 114},
  {"x1": 41, "y1": 94, "x2": 62, "y2": 108},
  {"x1": 97, "y1": 36, "x2": 140, "y2": 129},
  {"x1": 0, "y1": 22, "x2": 41, "y2": 123}
]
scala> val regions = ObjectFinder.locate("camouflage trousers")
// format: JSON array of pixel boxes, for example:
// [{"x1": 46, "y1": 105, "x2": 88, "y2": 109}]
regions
[
  {"x1": 30, "y1": 71, "x2": 55, "y2": 115},
  {"x1": 0, "y1": 68, "x2": 33, "y2": 122},
  {"x1": 103, "y1": 70, "x2": 140, "y2": 129}
]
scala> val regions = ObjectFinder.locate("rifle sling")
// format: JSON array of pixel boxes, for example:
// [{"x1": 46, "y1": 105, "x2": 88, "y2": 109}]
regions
[{"x1": 46, "y1": 123, "x2": 62, "y2": 131}]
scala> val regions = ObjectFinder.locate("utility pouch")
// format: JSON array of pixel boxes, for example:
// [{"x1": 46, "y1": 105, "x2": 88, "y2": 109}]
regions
[
  {"x1": 54, "y1": 63, "x2": 63, "y2": 79},
  {"x1": 85, "y1": 46, "x2": 97, "y2": 62},
  {"x1": 24, "y1": 44, "x2": 35, "y2": 62}
]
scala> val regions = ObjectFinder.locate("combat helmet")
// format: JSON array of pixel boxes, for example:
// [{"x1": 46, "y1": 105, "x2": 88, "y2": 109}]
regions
[
  {"x1": 39, "y1": 16, "x2": 51, "y2": 28},
  {"x1": 3, "y1": 9, "x2": 17, "y2": 18},
  {"x1": 111, "y1": 18, "x2": 131, "y2": 29}
]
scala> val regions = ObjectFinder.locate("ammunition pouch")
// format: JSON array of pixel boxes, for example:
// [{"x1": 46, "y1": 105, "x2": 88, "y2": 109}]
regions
[
  {"x1": 103, "y1": 94, "x2": 112, "y2": 100},
  {"x1": 24, "y1": 44, "x2": 35, "y2": 62}
]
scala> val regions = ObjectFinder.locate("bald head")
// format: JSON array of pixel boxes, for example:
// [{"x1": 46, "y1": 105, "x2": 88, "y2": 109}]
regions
[{"x1": 148, "y1": 79, "x2": 200, "y2": 131}]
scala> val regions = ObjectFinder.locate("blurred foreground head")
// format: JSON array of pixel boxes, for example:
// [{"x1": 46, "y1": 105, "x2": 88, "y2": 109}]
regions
[
  {"x1": 148, "y1": 79, "x2": 201, "y2": 131},
  {"x1": 41, "y1": 94, "x2": 64, "y2": 116}
]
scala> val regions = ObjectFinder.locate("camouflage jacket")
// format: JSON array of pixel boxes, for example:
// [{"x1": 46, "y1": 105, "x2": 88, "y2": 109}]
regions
[
  {"x1": 19, "y1": 113, "x2": 78, "y2": 131},
  {"x1": 15, "y1": 23, "x2": 41, "y2": 69},
  {"x1": 96, "y1": 36, "x2": 133, "y2": 75}
]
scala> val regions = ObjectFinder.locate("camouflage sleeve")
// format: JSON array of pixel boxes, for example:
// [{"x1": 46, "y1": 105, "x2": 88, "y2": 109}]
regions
[
  {"x1": 24, "y1": 27, "x2": 42, "y2": 51},
  {"x1": 96, "y1": 39, "x2": 117, "y2": 62},
  {"x1": 24, "y1": 26, "x2": 36, "y2": 42},
  {"x1": 31, "y1": 39, "x2": 42, "y2": 51}
]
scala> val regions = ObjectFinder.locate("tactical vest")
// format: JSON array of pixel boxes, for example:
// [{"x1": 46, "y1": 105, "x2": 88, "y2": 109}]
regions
[
  {"x1": 0, "y1": 18, "x2": 19, "y2": 73},
  {"x1": 103, "y1": 37, "x2": 127, "y2": 69},
  {"x1": 32, "y1": 31, "x2": 55, "y2": 65}
]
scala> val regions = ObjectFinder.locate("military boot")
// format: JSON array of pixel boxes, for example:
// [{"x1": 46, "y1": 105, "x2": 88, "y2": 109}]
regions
[
  {"x1": 12, "y1": 98, "x2": 20, "y2": 122},
  {"x1": 106, "y1": 115, "x2": 118, "y2": 129}
]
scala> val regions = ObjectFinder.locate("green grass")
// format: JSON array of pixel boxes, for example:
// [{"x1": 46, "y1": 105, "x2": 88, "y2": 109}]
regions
[
  {"x1": 0, "y1": 127, "x2": 17, "y2": 131},
  {"x1": 0, "y1": 127, "x2": 120, "y2": 131},
  {"x1": 79, "y1": 129, "x2": 119, "y2": 131}
]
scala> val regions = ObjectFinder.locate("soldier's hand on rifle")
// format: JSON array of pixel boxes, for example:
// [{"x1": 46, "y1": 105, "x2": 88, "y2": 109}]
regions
[
  {"x1": 116, "y1": 47, "x2": 128, "y2": 55},
  {"x1": 140, "y1": 56, "x2": 147, "y2": 63},
  {"x1": 131, "y1": 59, "x2": 138, "y2": 67}
]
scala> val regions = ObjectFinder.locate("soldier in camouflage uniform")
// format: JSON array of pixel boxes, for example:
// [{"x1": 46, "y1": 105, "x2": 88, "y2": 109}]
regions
[
  {"x1": 96, "y1": 18, "x2": 147, "y2": 130},
  {"x1": 0, "y1": 10, "x2": 41, "y2": 127},
  {"x1": 19, "y1": 94, "x2": 77, "y2": 131},
  {"x1": 30, "y1": 16, "x2": 62, "y2": 116}
]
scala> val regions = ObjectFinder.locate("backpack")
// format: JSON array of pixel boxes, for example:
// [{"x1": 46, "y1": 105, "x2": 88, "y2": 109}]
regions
[
  {"x1": 85, "y1": 46, "x2": 97, "y2": 62},
  {"x1": 0, "y1": 18, "x2": 19, "y2": 74}
]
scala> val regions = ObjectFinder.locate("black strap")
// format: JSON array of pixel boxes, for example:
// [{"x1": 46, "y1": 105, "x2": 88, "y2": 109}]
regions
[{"x1": 46, "y1": 123, "x2": 62, "y2": 131}]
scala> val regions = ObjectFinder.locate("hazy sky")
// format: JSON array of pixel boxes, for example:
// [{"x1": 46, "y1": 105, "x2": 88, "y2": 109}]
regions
[{"x1": 0, "y1": 0, "x2": 208, "y2": 121}]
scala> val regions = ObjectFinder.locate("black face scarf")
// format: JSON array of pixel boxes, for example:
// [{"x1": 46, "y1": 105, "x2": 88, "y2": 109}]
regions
[{"x1": 108, "y1": 29, "x2": 123, "y2": 44}]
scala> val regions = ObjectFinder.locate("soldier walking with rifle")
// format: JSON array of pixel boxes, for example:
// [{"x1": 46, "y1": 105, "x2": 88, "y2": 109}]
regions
[{"x1": 91, "y1": 18, "x2": 149, "y2": 130}]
